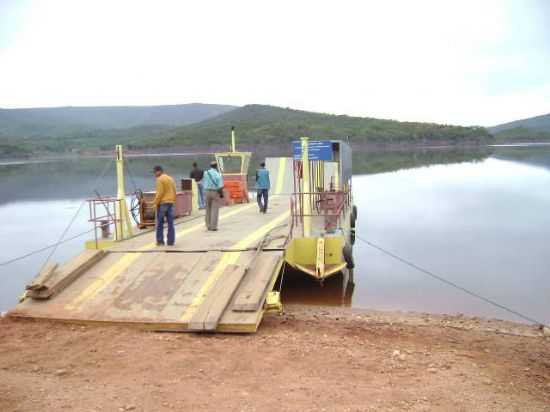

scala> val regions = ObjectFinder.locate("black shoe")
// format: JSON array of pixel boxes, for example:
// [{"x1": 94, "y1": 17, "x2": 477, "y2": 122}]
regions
[{"x1": 156, "y1": 242, "x2": 165, "y2": 246}]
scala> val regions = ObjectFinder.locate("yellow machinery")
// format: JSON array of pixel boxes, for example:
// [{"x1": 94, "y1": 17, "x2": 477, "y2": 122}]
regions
[
  {"x1": 284, "y1": 137, "x2": 356, "y2": 282},
  {"x1": 215, "y1": 127, "x2": 251, "y2": 204}
]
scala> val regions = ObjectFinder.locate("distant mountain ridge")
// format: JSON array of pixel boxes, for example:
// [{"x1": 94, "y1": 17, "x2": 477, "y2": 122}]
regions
[
  {"x1": 0, "y1": 103, "x2": 237, "y2": 138},
  {"x1": 490, "y1": 112, "x2": 550, "y2": 143},
  {"x1": 0, "y1": 104, "x2": 492, "y2": 157},
  {"x1": 490, "y1": 112, "x2": 550, "y2": 133},
  {"x1": 144, "y1": 104, "x2": 490, "y2": 147}
]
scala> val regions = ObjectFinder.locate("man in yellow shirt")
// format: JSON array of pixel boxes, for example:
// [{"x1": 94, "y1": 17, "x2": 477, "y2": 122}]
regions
[{"x1": 153, "y1": 165, "x2": 177, "y2": 246}]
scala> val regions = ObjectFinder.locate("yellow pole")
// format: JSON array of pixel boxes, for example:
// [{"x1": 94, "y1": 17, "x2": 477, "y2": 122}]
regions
[
  {"x1": 231, "y1": 126, "x2": 236, "y2": 153},
  {"x1": 301, "y1": 137, "x2": 311, "y2": 237},
  {"x1": 115, "y1": 145, "x2": 134, "y2": 240}
]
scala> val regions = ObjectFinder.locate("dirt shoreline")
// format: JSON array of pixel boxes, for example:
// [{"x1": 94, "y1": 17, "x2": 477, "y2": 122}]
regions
[{"x1": 1, "y1": 305, "x2": 549, "y2": 411}]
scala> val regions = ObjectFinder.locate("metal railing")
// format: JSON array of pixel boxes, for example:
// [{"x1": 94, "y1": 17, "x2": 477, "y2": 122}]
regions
[
  {"x1": 87, "y1": 197, "x2": 124, "y2": 248},
  {"x1": 289, "y1": 190, "x2": 350, "y2": 237}
]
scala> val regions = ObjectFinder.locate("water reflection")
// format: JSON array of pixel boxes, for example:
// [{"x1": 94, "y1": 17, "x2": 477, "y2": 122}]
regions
[
  {"x1": 0, "y1": 155, "x2": 214, "y2": 206},
  {"x1": 0, "y1": 150, "x2": 290, "y2": 206},
  {"x1": 353, "y1": 154, "x2": 550, "y2": 324},
  {"x1": 493, "y1": 146, "x2": 550, "y2": 172},
  {"x1": 352, "y1": 146, "x2": 492, "y2": 175},
  {"x1": 279, "y1": 268, "x2": 354, "y2": 307}
]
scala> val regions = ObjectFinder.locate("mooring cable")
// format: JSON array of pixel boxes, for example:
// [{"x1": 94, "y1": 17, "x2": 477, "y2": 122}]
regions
[
  {"x1": 356, "y1": 234, "x2": 548, "y2": 328},
  {"x1": 124, "y1": 157, "x2": 139, "y2": 193},
  {"x1": 36, "y1": 159, "x2": 113, "y2": 273},
  {"x1": 0, "y1": 228, "x2": 96, "y2": 267}
]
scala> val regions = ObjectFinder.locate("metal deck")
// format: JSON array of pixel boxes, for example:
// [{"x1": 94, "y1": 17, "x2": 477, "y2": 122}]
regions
[{"x1": 10, "y1": 158, "x2": 294, "y2": 333}]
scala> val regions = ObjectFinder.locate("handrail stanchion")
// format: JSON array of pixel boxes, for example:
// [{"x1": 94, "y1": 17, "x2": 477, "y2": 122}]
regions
[
  {"x1": 115, "y1": 145, "x2": 134, "y2": 240},
  {"x1": 301, "y1": 137, "x2": 311, "y2": 237}
]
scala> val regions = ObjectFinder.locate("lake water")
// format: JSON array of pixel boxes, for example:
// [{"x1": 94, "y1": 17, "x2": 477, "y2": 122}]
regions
[{"x1": 1, "y1": 146, "x2": 549, "y2": 325}]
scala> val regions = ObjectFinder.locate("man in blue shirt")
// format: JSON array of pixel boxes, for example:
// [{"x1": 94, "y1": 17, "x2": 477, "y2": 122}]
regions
[
  {"x1": 203, "y1": 161, "x2": 224, "y2": 230},
  {"x1": 255, "y1": 162, "x2": 270, "y2": 213}
]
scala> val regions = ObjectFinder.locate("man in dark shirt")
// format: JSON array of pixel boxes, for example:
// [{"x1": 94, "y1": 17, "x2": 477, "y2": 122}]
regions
[{"x1": 190, "y1": 162, "x2": 205, "y2": 209}]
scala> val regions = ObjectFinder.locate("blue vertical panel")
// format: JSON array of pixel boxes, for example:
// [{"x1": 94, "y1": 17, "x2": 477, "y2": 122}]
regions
[{"x1": 292, "y1": 140, "x2": 333, "y2": 161}]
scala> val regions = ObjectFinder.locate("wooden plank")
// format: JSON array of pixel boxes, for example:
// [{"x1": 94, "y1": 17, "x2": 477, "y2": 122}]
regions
[
  {"x1": 218, "y1": 256, "x2": 284, "y2": 333},
  {"x1": 232, "y1": 253, "x2": 281, "y2": 312},
  {"x1": 27, "y1": 250, "x2": 105, "y2": 300},
  {"x1": 159, "y1": 252, "x2": 222, "y2": 321},
  {"x1": 103, "y1": 253, "x2": 182, "y2": 320},
  {"x1": 188, "y1": 264, "x2": 247, "y2": 331},
  {"x1": 26, "y1": 263, "x2": 59, "y2": 292}
]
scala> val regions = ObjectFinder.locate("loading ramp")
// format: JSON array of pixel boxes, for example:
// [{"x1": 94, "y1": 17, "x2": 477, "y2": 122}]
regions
[{"x1": 11, "y1": 158, "x2": 295, "y2": 333}]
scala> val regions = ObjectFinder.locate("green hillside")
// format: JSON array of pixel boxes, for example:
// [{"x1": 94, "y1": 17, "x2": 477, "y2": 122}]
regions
[
  {"x1": 138, "y1": 105, "x2": 491, "y2": 148},
  {"x1": 1, "y1": 104, "x2": 492, "y2": 157},
  {"x1": 490, "y1": 113, "x2": 550, "y2": 133},
  {"x1": 493, "y1": 127, "x2": 550, "y2": 143}
]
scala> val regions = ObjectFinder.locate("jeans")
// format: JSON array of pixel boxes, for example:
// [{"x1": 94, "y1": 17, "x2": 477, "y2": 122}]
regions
[
  {"x1": 156, "y1": 203, "x2": 175, "y2": 245},
  {"x1": 197, "y1": 182, "x2": 205, "y2": 209},
  {"x1": 257, "y1": 189, "x2": 269, "y2": 212}
]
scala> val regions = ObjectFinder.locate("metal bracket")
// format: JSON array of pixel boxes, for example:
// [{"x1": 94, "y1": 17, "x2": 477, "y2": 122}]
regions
[{"x1": 316, "y1": 237, "x2": 325, "y2": 279}]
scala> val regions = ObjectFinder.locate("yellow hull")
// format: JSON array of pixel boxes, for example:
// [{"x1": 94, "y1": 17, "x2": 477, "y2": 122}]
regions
[{"x1": 284, "y1": 236, "x2": 348, "y2": 281}]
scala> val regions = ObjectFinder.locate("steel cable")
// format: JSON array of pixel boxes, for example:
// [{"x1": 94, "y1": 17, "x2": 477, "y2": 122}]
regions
[
  {"x1": 36, "y1": 159, "x2": 113, "y2": 273},
  {"x1": 0, "y1": 228, "x2": 97, "y2": 267},
  {"x1": 124, "y1": 157, "x2": 139, "y2": 193},
  {"x1": 356, "y1": 235, "x2": 548, "y2": 328}
]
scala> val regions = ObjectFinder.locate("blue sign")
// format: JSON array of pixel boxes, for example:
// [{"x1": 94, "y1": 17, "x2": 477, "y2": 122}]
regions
[{"x1": 292, "y1": 140, "x2": 333, "y2": 161}]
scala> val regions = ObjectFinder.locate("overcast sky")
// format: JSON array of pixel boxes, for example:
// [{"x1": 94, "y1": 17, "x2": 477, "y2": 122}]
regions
[{"x1": 0, "y1": 0, "x2": 548, "y2": 126}]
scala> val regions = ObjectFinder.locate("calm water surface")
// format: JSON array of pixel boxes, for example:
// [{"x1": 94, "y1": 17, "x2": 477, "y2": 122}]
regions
[{"x1": 1, "y1": 147, "x2": 549, "y2": 324}]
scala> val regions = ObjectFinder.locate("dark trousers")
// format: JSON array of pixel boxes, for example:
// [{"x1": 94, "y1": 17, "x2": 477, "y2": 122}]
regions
[
  {"x1": 205, "y1": 190, "x2": 220, "y2": 230},
  {"x1": 257, "y1": 189, "x2": 269, "y2": 212},
  {"x1": 156, "y1": 203, "x2": 175, "y2": 245}
]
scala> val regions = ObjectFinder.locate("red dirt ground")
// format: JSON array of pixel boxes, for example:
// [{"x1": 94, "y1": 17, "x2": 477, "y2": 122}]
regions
[{"x1": 1, "y1": 305, "x2": 549, "y2": 411}]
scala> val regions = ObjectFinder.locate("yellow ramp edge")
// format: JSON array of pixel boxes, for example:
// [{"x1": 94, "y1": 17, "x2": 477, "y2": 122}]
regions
[{"x1": 180, "y1": 210, "x2": 289, "y2": 323}]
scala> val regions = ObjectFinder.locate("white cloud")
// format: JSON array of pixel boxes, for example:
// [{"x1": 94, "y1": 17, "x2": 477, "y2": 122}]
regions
[{"x1": 0, "y1": 0, "x2": 548, "y2": 126}]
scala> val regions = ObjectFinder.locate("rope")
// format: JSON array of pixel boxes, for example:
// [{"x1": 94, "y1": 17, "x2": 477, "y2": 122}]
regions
[
  {"x1": 356, "y1": 235, "x2": 548, "y2": 328},
  {"x1": 0, "y1": 228, "x2": 96, "y2": 267},
  {"x1": 37, "y1": 159, "x2": 113, "y2": 273}
]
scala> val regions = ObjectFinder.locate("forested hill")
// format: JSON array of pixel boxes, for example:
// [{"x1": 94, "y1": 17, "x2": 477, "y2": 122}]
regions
[
  {"x1": 490, "y1": 112, "x2": 550, "y2": 133},
  {"x1": 490, "y1": 112, "x2": 550, "y2": 143},
  {"x1": 0, "y1": 103, "x2": 236, "y2": 138},
  {"x1": 1, "y1": 104, "x2": 492, "y2": 157},
  {"x1": 138, "y1": 105, "x2": 491, "y2": 148}
]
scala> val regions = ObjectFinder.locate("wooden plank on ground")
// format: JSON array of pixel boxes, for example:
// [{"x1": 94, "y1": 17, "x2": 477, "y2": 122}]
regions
[
  {"x1": 188, "y1": 264, "x2": 247, "y2": 331},
  {"x1": 232, "y1": 253, "x2": 281, "y2": 312},
  {"x1": 26, "y1": 250, "x2": 106, "y2": 300},
  {"x1": 26, "y1": 263, "x2": 59, "y2": 292},
  {"x1": 218, "y1": 256, "x2": 284, "y2": 333}
]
